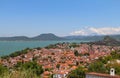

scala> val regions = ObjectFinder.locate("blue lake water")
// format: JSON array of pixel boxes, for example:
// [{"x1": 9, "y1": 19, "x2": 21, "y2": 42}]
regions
[{"x1": 0, "y1": 40, "x2": 87, "y2": 56}]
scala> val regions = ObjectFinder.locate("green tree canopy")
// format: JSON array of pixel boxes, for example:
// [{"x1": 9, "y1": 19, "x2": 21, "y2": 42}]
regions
[
  {"x1": 88, "y1": 61, "x2": 106, "y2": 73},
  {"x1": 67, "y1": 66, "x2": 86, "y2": 78},
  {"x1": 0, "y1": 64, "x2": 8, "y2": 76},
  {"x1": 15, "y1": 61, "x2": 44, "y2": 76},
  {"x1": 74, "y1": 50, "x2": 79, "y2": 56},
  {"x1": 56, "y1": 64, "x2": 60, "y2": 69}
]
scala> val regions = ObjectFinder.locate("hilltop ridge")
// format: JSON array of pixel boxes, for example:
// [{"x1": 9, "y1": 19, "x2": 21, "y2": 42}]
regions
[
  {"x1": 31, "y1": 33, "x2": 64, "y2": 40},
  {"x1": 87, "y1": 36, "x2": 120, "y2": 46},
  {"x1": 0, "y1": 33, "x2": 65, "y2": 41},
  {"x1": 0, "y1": 33, "x2": 120, "y2": 41}
]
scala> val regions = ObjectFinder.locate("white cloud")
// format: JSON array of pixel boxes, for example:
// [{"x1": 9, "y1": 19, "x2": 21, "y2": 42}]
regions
[
  {"x1": 70, "y1": 29, "x2": 89, "y2": 36},
  {"x1": 70, "y1": 27, "x2": 120, "y2": 36}
]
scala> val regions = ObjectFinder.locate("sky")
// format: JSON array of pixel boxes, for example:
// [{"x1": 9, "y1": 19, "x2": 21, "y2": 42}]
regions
[{"x1": 0, "y1": 0, "x2": 120, "y2": 37}]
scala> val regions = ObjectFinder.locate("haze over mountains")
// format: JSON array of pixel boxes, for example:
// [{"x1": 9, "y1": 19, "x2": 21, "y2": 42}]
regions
[
  {"x1": 87, "y1": 36, "x2": 120, "y2": 46},
  {"x1": 0, "y1": 33, "x2": 120, "y2": 41},
  {"x1": 0, "y1": 33, "x2": 64, "y2": 41}
]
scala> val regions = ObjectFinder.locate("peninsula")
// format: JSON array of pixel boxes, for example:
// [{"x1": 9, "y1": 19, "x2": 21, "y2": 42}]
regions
[{"x1": 0, "y1": 36, "x2": 120, "y2": 78}]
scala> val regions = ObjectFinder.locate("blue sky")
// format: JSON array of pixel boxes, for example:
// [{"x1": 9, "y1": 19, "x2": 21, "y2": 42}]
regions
[{"x1": 0, "y1": 0, "x2": 120, "y2": 37}]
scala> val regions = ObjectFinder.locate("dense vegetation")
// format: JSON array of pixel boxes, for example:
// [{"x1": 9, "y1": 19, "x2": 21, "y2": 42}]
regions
[
  {"x1": 68, "y1": 50, "x2": 120, "y2": 78},
  {"x1": 0, "y1": 64, "x2": 9, "y2": 76},
  {"x1": 74, "y1": 50, "x2": 79, "y2": 56},
  {"x1": 69, "y1": 43, "x2": 79, "y2": 48},
  {"x1": 0, "y1": 61, "x2": 43, "y2": 78},
  {"x1": 45, "y1": 44, "x2": 58, "y2": 49},
  {"x1": 88, "y1": 61, "x2": 107, "y2": 73},
  {"x1": 88, "y1": 50, "x2": 120, "y2": 75},
  {"x1": 67, "y1": 66, "x2": 86, "y2": 78}
]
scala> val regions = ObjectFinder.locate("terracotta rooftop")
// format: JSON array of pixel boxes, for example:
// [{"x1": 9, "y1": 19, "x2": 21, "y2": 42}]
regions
[{"x1": 86, "y1": 72, "x2": 120, "y2": 78}]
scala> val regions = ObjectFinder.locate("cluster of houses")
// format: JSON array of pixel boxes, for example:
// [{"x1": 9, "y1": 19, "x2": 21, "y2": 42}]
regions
[{"x1": 1, "y1": 43, "x2": 120, "y2": 78}]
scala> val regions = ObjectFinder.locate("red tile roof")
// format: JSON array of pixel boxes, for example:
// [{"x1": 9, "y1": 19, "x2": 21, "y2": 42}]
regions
[{"x1": 86, "y1": 72, "x2": 120, "y2": 78}]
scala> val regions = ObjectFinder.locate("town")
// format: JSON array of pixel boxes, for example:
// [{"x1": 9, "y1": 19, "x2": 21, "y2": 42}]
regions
[{"x1": 1, "y1": 36, "x2": 120, "y2": 78}]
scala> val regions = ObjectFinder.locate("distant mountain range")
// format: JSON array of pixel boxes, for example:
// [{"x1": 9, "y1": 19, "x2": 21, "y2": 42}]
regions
[
  {"x1": 0, "y1": 33, "x2": 65, "y2": 41},
  {"x1": 87, "y1": 36, "x2": 120, "y2": 46},
  {"x1": 31, "y1": 33, "x2": 65, "y2": 40},
  {"x1": 0, "y1": 33, "x2": 120, "y2": 41},
  {"x1": 64, "y1": 35, "x2": 120, "y2": 41}
]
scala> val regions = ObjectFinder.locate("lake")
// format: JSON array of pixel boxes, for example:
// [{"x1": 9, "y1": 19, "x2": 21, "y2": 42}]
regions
[{"x1": 0, "y1": 40, "x2": 88, "y2": 56}]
